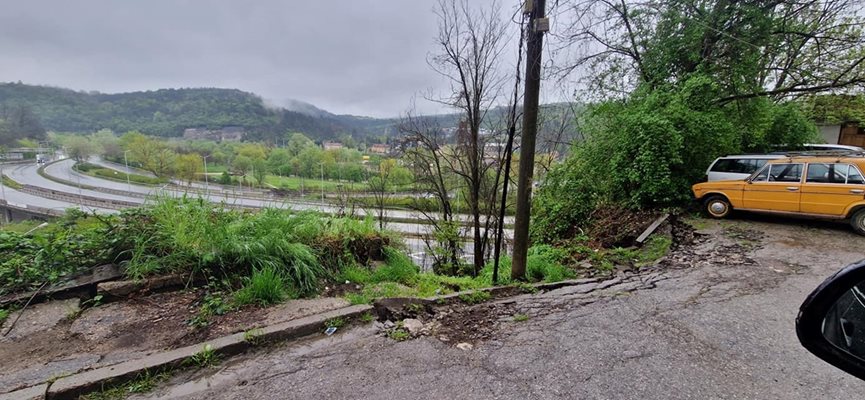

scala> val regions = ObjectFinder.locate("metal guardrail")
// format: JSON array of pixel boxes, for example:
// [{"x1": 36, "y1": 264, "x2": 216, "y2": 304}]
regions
[{"x1": 20, "y1": 185, "x2": 140, "y2": 210}]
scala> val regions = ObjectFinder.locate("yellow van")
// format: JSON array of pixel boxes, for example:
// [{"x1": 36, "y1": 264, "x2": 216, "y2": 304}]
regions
[{"x1": 692, "y1": 156, "x2": 865, "y2": 234}]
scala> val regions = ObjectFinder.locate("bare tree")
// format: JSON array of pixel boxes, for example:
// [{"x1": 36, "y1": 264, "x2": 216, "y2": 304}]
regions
[
  {"x1": 426, "y1": 0, "x2": 511, "y2": 275},
  {"x1": 398, "y1": 113, "x2": 463, "y2": 272}
]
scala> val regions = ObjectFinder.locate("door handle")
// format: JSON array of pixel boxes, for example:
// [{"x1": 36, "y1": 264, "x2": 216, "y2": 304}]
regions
[
  {"x1": 851, "y1": 189, "x2": 865, "y2": 194},
  {"x1": 786, "y1": 187, "x2": 799, "y2": 192}
]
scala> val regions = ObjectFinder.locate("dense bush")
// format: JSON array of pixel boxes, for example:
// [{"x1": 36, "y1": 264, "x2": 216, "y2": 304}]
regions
[
  {"x1": 0, "y1": 198, "x2": 394, "y2": 297},
  {"x1": 532, "y1": 75, "x2": 820, "y2": 243},
  {"x1": 0, "y1": 212, "x2": 115, "y2": 295}
]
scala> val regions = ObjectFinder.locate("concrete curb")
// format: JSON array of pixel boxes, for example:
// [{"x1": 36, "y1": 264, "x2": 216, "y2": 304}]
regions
[
  {"x1": 372, "y1": 277, "x2": 605, "y2": 319},
  {"x1": 24, "y1": 304, "x2": 372, "y2": 400},
  {"x1": 9, "y1": 276, "x2": 609, "y2": 399}
]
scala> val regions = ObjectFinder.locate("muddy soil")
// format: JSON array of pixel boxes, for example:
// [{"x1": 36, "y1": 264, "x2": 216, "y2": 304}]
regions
[
  {"x1": 0, "y1": 289, "x2": 349, "y2": 393},
  {"x1": 378, "y1": 215, "x2": 861, "y2": 346}
]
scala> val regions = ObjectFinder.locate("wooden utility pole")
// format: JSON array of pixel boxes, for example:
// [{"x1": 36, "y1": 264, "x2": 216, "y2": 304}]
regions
[{"x1": 511, "y1": 0, "x2": 547, "y2": 281}]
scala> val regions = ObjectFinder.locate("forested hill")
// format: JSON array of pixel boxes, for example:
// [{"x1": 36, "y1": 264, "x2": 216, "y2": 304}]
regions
[{"x1": 0, "y1": 82, "x2": 392, "y2": 142}]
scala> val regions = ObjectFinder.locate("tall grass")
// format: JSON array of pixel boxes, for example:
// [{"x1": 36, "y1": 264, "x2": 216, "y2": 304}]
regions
[
  {"x1": 370, "y1": 247, "x2": 418, "y2": 285},
  {"x1": 115, "y1": 197, "x2": 391, "y2": 297},
  {"x1": 234, "y1": 267, "x2": 293, "y2": 306}
]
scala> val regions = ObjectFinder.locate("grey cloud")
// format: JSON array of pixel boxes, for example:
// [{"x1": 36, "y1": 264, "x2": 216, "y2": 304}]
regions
[{"x1": 0, "y1": 0, "x2": 474, "y2": 117}]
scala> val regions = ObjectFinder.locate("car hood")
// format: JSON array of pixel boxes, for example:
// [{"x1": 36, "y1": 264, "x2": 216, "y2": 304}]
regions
[{"x1": 692, "y1": 179, "x2": 746, "y2": 196}]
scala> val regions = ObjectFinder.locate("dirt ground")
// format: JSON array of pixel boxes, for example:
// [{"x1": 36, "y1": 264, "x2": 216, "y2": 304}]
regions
[
  {"x1": 4, "y1": 212, "x2": 865, "y2": 396},
  {"x1": 139, "y1": 214, "x2": 865, "y2": 400},
  {"x1": 379, "y1": 213, "x2": 862, "y2": 346},
  {"x1": 0, "y1": 288, "x2": 349, "y2": 393}
]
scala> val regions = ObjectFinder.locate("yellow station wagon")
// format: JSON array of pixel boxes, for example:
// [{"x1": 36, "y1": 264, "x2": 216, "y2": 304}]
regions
[{"x1": 692, "y1": 155, "x2": 865, "y2": 235}]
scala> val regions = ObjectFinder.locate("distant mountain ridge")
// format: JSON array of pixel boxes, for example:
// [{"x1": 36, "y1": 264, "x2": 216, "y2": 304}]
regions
[
  {"x1": 0, "y1": 82, "x2": 579, "y2": 148},
  {"x1": 0, "y1": 82, "x2": 400, "y2": 143}
]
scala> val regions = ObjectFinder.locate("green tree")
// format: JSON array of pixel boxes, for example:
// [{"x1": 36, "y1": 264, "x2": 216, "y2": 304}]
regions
[
  {"x1": 237, "y1": 143, "x2": 267, "y2": 161},
  {"x1": 64, "y1": 135, "x2": 96, "y2": 162},
  {"x1": 175, "y1": 153, "x2": 203, "y2": 185},
  {"x1": 267, "y1": 148, "x2": 293, "y2": 176},
  {"x1": 150, "y1": 148, "x2": 177, "y2": 177},
  {"x1": 92, "y1": 129, "x2": 121, "y2": 160},
  {"x1": 232, "y1": 155, "x2": 254, "y2": 181},
  {"x1": 765, "y1": 104, "x2": 821, "y2": 148},
  {"x1": 252, "y1": 158, "x2": 268, "y2": 186},
  {"x1": 296, "y1": 147, "x2": 324, "y2": 179},
  {"x1": 562, "y1": 0, "x2": 865, "y2": 102},
  {"x1": 286, "y1": 132, "x2": 314, "y2": 157}
]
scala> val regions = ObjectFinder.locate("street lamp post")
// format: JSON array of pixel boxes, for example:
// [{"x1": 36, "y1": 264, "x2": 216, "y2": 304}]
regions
[
  {"x1": 203, "y1": 155, "x2": 210, "y2": 198},
  {"x1": 0, "y1": 163, "x2": 6, "y2": 201},
  {"x1": 123, "y1": 150, "x2": 132, "y2": 193}
]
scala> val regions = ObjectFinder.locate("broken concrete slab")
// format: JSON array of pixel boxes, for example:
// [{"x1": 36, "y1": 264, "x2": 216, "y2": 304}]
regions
[
  {"x1": 68, "y1": 302, "x2": 137, "y2": 341},
  {"x1": 46, "y1": 304, "x2": 372, "y2": 400},
  {"x1": 0, "y1": 354, "x2": 100, "y2": 394},
  {"x1": 263, "y1": 297, "x2": 351, "y2": 326},
  {"x1": 1, "y1": 298, "x2": 80, "y2": 341},
  {"x1": 0, "y1": 383, "x2": 46, "y2": 400},
  {"x1": 0, "y1": 264, "x2": 121, "y2": 307},
  {"x1": 96, "y1": 274, "x2": 198, "y2": 300}
]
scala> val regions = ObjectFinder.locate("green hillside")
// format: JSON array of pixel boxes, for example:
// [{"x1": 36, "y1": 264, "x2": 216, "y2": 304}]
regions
[{"x1": 0, "y1": 82, "x2": 379, "y2": 142}]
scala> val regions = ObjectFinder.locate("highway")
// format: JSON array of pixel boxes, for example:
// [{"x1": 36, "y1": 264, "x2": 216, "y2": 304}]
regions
[
  {"x1": 0, "y1": 158, "x2": 513, "y2": 267},
  {"x1": 8, "y1": 158, "x2": 514, "y2": 225}
]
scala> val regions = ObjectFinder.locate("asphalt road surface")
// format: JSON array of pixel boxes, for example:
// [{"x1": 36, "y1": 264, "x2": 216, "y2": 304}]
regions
[{"x1": 135, "y1": 217, "x2": 865, "y2": 400}]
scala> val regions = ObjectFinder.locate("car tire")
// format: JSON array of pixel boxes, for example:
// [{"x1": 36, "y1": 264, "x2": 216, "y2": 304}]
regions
[
  {"x1": 850, "y1": 209, "x2": 865, "y2": 236},
  {"x1": 704, "y1": 195, "x2": 732, "y2": 219}
]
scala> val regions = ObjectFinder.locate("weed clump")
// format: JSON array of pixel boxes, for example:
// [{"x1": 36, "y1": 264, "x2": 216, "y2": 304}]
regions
[{"x1": 234, "y1": 267, "x2": 293, "y2": 306}]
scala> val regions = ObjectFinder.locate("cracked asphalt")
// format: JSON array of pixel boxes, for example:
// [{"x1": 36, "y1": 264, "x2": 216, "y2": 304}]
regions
[{"x1": 136, "y1": 218, "x2": 865, "y2": 400}]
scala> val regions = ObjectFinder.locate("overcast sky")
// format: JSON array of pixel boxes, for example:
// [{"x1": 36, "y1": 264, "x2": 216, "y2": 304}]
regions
[{"x1": 0, "y1": 0, "x2": 571, "y2": 118}]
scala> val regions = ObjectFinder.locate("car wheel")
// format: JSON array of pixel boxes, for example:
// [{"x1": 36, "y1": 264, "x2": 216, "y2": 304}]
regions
[
  {"x1": 704, "y1": 195, "x2": 732, "y2": 219},
  {"x1": 850, "y1": 209, "x2": 865, "y2": 236}
]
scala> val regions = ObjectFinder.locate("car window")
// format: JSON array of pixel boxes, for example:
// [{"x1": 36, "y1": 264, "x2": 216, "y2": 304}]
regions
[
  {"x1": 752, "y1": 164, "x2": 770, "y2": 181},
  {"x1": 806, "y1": 163, "x2": 849, "y2": 183},
  {"x1": 752, "y1": 159, "x2": 769, "y2": 171},
  {"x1": 848, "y1": 164, "x2": 865, "y2": 185},
  {"x1": 710, "y1": 159, "x2": 734, "y2": 172},
  {"x1": 711, "y1": 158, "x2": 768, "y2": 174},
  {"x1": 807, "y1": 163, "x2": 832, "y2": 183},
  {"x1": 770, "y1": 164, "x2": 802, "y2": 182}
]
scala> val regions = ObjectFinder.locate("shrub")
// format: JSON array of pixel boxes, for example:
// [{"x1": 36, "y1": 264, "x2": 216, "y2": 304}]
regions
[
  {"x1": 370, "y1": 247, "x2": 418, "y2": 285},
  {"x1": 531, "y1": 75, "x2": 818, "y2": 245},
  {"x1": 234, "y1": 267, "x2": 292, "y2": 306},
  {"x1": 338, "y1": 265, "x2": 372, "y2": 284},
  {"x1": 525, "y1": 245, "x2": 575, "y2": 283}
]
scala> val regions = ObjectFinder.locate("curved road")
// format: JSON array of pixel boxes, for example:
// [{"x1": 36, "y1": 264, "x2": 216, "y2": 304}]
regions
[{"x1": 2, "y1": 158, "x2": 513, "y2": 267}]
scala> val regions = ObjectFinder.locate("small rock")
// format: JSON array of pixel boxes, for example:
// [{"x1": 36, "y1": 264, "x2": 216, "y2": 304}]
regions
[
  {"x1": 622, "y1": 350, "x2": 642, "y2": 359},
  {"x1": 456, "y1": 342, "x2": 473, "y2": 351},
  {"x1": 402, "y1": 318, "x2": 424, "y2": 335},
  {"x1": 383, "y1": 320, "x2": 395, "y2": 329},
  {"x1": 439, "y1": 335, "x2": 450, "y2": 342}
]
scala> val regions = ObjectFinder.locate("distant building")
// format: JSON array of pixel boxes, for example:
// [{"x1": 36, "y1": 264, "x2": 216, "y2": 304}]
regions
[
  {"x1": 219, "y1": 126, "x2": 244, "y2": 142},
  {"x1": 323, "y1": 141, "x2": 344, "y2": 151},
  {"x1": 182, "y1": 127, "x2": 245, "y2": 142},
  {"x1": 368, "y1": 144, "x2": 391, "y2": 154}
]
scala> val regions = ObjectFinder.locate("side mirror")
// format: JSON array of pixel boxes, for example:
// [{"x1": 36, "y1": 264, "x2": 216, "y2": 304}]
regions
[{"x1": 797, "y1": 259, "x2": 865, "y2": 381}]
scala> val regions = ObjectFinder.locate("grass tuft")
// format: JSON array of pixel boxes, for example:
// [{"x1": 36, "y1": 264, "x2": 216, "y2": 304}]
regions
[{"x1": 234, "y1": 267, "x2": 292, "y2": 306}]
